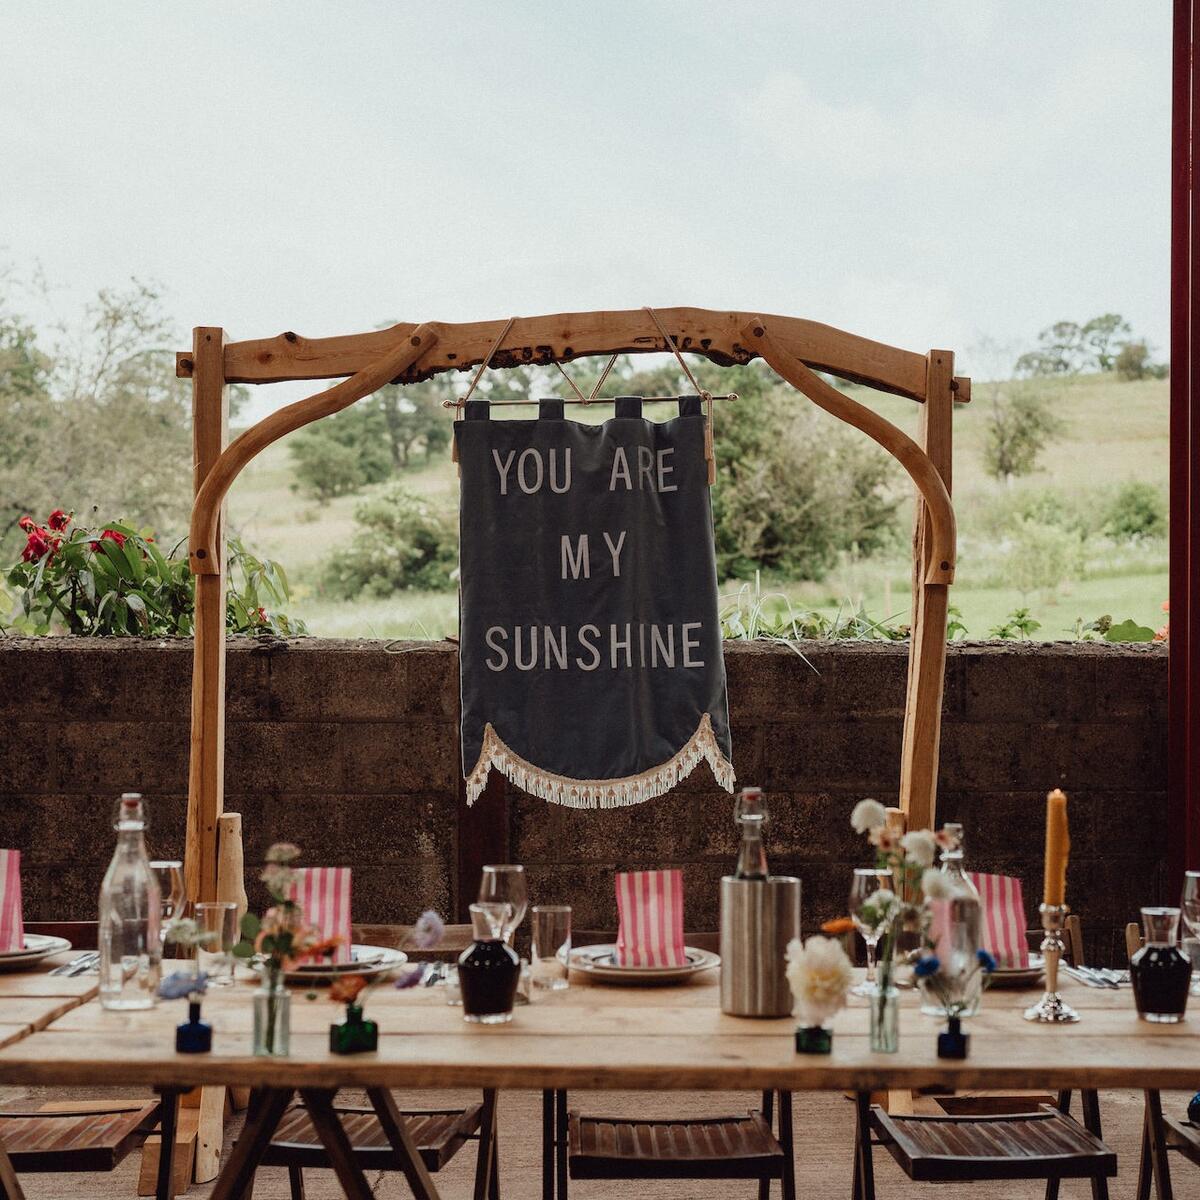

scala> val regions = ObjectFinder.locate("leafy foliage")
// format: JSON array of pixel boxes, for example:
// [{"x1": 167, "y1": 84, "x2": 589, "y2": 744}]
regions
[
  {"x1": 1, "y1": 508, "x2": 305, "y2": 637},
  {"x1": 981, "y1": 382, "x2": 1065, "y2": 482},
  {"x1": 322, "y1": 486, "x2": 458, "y2": 598},
  {"x1": 1103, "y1": 481, "x2": 1166, "y2": 540},
  {"x1": 988, "y1": 607, "x2": 1042, "y2": 639}
]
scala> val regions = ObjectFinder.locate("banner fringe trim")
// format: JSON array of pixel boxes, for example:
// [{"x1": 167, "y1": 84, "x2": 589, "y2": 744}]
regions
[{"x1": 465, "y1": 713, "x2": 735, "y2": 808}]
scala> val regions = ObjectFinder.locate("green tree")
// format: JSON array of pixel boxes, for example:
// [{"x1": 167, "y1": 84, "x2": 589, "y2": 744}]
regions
[
  {"x1": 1080, "y1": 313, "x2": 1132, "y2": 372},
  {"x1": 981, "y1": 381, "x2": 1065, "y2": 484},
  {"x1": 1103, "y1": 481, "x2": 1166, "y2": 540},
  {"x1": 322, "y1": 485, "x2": 458, "y2": 597},
  {"x1": 1015, "y1": 322, "x2": 1084, "y2": 377}
]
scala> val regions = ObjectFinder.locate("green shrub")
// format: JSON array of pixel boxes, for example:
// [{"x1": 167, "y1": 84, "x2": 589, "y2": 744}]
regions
[
  {"x1": 322, "y1": 486, "x2": 458, "y2": 597},
  {"x1": 1002, "y1": 517, "x2": 1085, "y2": 597},
  {"x1": 1103, "y1": 481, "x2": 1166, "y2": 540}
]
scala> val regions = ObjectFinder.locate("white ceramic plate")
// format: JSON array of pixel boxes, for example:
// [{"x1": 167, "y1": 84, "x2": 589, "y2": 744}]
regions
[
  {"x1": 0, "y1": 934, "x2": 72, "y2": 972},
  {"x1": 989, "y1": 954, "x2": 1044, "y2": 989},
  {"x1": 567, "y1": 944, "x2": 719, "y2": 985},
  {"x1": 253, "y1": 944, "x2": 406, "y2": 985}
]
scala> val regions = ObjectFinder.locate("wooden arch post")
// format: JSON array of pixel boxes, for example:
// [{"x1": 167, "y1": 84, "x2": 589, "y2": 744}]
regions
[{"x1": 179, "y1": 308, "x2": 968, "y2": 894}]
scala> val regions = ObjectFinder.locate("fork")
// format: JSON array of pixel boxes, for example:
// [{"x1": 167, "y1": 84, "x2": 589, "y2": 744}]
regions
[{"x1": 50, "y1": 952, "x2": 97, "y2": 977}]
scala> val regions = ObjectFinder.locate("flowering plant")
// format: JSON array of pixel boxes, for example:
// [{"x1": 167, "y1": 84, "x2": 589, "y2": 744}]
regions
[
  {"x1": 2, "y1": 507, "x2": 305, "y2": 637},
  {"x1": 158, "y1": 970, "x2": 210, "y2": 1001},
  {"x1": 914, "y1": 948, "x2": 997, "y2": 1018},
  {"x1": 231, "y1": 843, "x2": 342, "y2": 986},
  {"x1": 848, "y1": 800, "x2": 964, "y2": 984},
  {"x1": 785, "y1": 935, "x2": 854, "y2": 1028},
  {"x1": 322, "y1": 911, "x2": 446, "y2": 1011}
]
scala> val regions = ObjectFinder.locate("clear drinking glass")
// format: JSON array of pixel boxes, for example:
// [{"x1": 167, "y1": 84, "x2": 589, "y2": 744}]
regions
[
  {"x1": 151, "y1": 860, "x2": 186, "y2": 950},
  {"x1": 478, "y1": 865, "x2": 528, "y2": 944},
  {"x1": 195, "y1": 901, "x2": 238, "y2": 986},
  {"x1": 1181, "y1": 871, "x2": 1200, "y2": 995},
  {"x1": 850, "y1": 867, "x2": 892, "y2": 997},
  {"x1": 531, "y1": 905, "x2": 571, "y2": 991}
]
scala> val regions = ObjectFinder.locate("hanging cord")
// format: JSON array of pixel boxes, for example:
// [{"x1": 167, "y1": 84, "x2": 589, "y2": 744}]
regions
[
  {"x1": 643, "y1": 306, "x2": 716, "y2": 485},
  {"x1": 452, "y1": 315, "x2": 516, "y2": 466}
]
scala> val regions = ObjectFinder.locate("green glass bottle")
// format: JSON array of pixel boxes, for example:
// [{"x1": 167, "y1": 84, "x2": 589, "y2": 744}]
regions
[{"x1": 330, "y1": 1003, "x2": 378, "y2": 1054}]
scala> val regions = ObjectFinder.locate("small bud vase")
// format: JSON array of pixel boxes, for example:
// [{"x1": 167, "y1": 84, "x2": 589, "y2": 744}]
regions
[
  {"x1": 937, "y1": 1015, "x2": 969, "y2": 1059},
  {"x1": 868, "y1": 984, "x2": 899, "y2": 1053},
  {"x1": 794, "y1": 1025, "x2": 833, "y2": 1054},
  {"x1": 330, "y1": 1002, "x2": 378, "y2": 1054},
  {"x1": 175, "y1": 999, "x2": 212, "y2": 1054},
  {"x1": 252, "y1": 977, "x2": 290, "y2": 1057}
]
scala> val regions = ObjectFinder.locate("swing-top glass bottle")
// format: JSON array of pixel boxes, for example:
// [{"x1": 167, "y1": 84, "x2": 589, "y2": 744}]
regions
[
  {"x1": 98, "y1": 793, "x2": 162, "y2": 1010},
  {"x1": 733, "y1": 787, "x2": 768, "y2": 880}
]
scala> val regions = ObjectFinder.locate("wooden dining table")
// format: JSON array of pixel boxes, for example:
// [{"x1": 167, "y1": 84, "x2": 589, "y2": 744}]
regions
[{"x1": 0, "y1": 963, "x2": 1192, "y2": 1199}]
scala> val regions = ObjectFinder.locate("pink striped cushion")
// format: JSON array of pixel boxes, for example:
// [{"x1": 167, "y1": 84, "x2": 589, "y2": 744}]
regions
[
  {"x1": 968, "y1": 872, "x2": 1031, "y2": 969},
  {"x1": 0, "y1": 851, "x2": 21, "y2": 953},
  {"x1": 289, "y1": 867, "x2": 351, "y2": 965},
  {"x1": 615, "y1": 870, "x2": 687, "y2": 968}
]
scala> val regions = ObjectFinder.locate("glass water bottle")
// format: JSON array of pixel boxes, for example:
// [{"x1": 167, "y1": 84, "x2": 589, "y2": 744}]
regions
[
  {"x1": 98, "y1": 793, "x2": 162, "y2": 1010},
  {"x1": 733, "y1": 787, "x2": 768, "y2": 880}
]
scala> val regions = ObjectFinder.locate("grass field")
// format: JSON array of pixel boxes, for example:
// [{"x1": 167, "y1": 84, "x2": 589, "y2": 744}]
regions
[{"x1": 226, "y1": 370, "x2": 1169, "y2": 641}]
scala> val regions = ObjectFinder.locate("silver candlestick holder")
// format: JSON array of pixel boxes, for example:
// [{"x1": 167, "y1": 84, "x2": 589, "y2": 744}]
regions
[{"x1": 1024, "y1": 902, "x2": 1080, "y2": 1023}]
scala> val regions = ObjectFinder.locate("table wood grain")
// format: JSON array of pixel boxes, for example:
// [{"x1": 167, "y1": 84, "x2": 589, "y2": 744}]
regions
[{"x1": 0, "y1": 971, "x2": 1193, "y2": 1093}]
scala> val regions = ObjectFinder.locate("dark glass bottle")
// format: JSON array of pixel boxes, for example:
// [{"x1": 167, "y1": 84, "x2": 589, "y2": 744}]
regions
[
  {"x1": 458, "y1": 903, "x2": 520, "y2": 1024},
  {"x1": 1131, "y1": 907, "x2": 1191, "y2": 1023},
  {"x1": 175, "y1": 999, "x2": 212, "y2": 1054},
  {"x1": 330, "y1": 1003, "x2": 379, "y2": 1054},
  {"x1": 733, "y1": 787, "x2": 768, "y2": 881}
]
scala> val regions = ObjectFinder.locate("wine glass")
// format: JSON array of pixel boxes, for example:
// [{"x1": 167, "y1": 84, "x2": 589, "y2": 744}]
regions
[
  {"x1": 478, "y1": 865, "x2": 527, "y2": 945},
  {"x1": 1180, "y1": 871, "x2": 1200, "y2": 995},
  {"x1": 194, "y1": 901, "x2": 239, "y2": 986},
  {"x1": 850, "y1": 867, "x2": 894, "y2": 996},
  {"x1": 150, "y1": 860, "x2": 186, "y2": 950}
]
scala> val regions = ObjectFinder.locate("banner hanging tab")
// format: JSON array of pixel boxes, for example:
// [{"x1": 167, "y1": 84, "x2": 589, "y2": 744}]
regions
[{"x1": 455, "y1": 398, "x2": 734, "y2": 808}]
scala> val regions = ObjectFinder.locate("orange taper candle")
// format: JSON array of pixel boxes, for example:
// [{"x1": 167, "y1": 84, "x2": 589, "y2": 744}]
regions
[{"x1": 1043, "y1": 788, "x2": 1070, "y2": 906}]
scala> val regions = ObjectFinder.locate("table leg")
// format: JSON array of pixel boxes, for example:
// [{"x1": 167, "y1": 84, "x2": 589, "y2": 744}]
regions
[
  {"x1": 155, "y1": 1088, "x2": 182, "y2": 1200},
  {"x1": 299, "y1": 1089, "x2": 375, "y2": 1200},
  {"x1": 366, "y1": 1086, "x2": 442, "y2": 1200},
  {"x1": 542, "y1": 1090, "x2": 554, "y2": 1200},
  {"x1": 853, "y1": 1093, "x2": 875, "y2": 1200},
  {"x1": 555, "y1": 1090, "x2": 568, "y2": 1200},
  {"x1": 1143, "y1": 1089, "x2": 1174, "y2": 1200},
  {"x1": 1079, "y1": 1089, "x2": 1110, "y2": 1200},
  {"x1": 472, "y1": 1088, "x2": 497, "y2": 1200},
  {"x1": 210, "y1": 1087, "x2": 293, "y2": 1200},
  {"x1": 0, "y1": 1137, "x2": 26, "y2": 1200}
]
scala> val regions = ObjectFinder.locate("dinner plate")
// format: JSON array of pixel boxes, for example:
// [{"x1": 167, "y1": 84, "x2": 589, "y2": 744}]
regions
[
  {"x1": 567, "y1": 944, "x2": 719, "y2": 985},
  {"x1": 252, "y1": 944, "x2": 406, "y2": 985},
  {"x1": 0, "y1": 934, "x2": 72, "y2": 972},
  {"x1": 988, "y1": 954, "x2": 1044, "y2": 989}
]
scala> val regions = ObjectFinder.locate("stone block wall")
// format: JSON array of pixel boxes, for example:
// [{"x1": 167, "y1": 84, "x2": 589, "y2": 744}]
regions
[{"x1": 0, "y1": 638, "x2": 1167, "y2": 964}]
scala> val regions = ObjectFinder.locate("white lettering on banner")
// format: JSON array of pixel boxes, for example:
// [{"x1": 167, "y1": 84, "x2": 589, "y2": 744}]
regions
[
  {"x1": 485, "y1": 627, "x2": 509, "y2": 671},
  {"x1": 562, "y1": 534, "x2": 590, "y2": 580},
  {"x1": 607, "y1": 446, "x2": 681, "y2": 493},
  {"x1": 484, "y1": 623, "x2": 707, "y2": 671},
  {"x1": 517, "y1": 448, "x2": 543, "y2": 494},
  {"x1": 609, "y1": 446, "x2": 632, "y2": 492},
  {"x1": 602, "y1": 530, "x2": 626, "y2": 576},
  {"x1": 492, "y1": 449, "x2": 516, "y2": 495}
]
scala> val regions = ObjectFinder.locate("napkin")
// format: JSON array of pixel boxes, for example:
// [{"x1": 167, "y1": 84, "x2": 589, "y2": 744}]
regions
[
  {"x1": 615, "y1": 869, "x2": 687, "y2": 968},
  {"x1": 0, "y1": 851, "x2": 23, "y2": 953},
  {"x1": 290, "y1": 867, "x2": 352, "y2": 965},
  {"x1": 968, "y1": 872, "x2": 1031, "y2": 969}
]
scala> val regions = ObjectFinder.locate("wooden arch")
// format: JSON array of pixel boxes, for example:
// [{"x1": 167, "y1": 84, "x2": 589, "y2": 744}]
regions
[{"x1": 177, "y1": 307, "x2": 969, "y2": 900}]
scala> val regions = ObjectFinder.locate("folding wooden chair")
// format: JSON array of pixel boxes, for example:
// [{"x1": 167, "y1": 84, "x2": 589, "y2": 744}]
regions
[
  {"x1": 546, "y1": 931, "x2": 795, "y2": 1200},
  {"x1": 261, "y1": 1090, "x2": 499, "y2": 1200}
]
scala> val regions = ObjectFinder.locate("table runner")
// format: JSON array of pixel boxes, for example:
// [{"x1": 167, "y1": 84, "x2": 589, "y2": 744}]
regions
[{"x1": 456, "y1": 397, "x2": 734, "y2": 808}]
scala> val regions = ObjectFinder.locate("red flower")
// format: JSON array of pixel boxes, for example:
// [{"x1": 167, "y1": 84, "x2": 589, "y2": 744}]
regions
[
  {"x1": 256, "y1": 607, "x2": 267, "y2": 623},
  {"x1": 17, "y1": 515, "x2": 34, "y2": 532},
  {"x1": 47, "y1": 509, "x2": 70, "y2": 531},
  {"x1": 21, "y1": 527, "x2": 53, "y2": 562},
  {"x1": 90, "y1": 529, "x2": 127, "y2": 552}
]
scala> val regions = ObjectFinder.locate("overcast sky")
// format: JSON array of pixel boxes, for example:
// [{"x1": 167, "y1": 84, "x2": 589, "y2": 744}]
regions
[{"x1": 2, "y1": 2, "x2": 1170, "y2": 418}]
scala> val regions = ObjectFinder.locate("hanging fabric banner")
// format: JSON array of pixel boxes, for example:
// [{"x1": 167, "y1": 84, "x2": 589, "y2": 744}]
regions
[{"x1": 456, "y1": 396, "x2": 734, "y2": 808}]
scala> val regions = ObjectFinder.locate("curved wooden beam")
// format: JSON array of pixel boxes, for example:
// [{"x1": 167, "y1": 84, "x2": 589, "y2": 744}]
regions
[
  {"x1": 188, "y1": 323, "x2": 439, "y2": 574},
  {"x1": 741, "y1": 318, "x2": 956, "y2": 585},
  {"x1": 176, "y1": 307, "x2": 962, "y2": 403}
]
